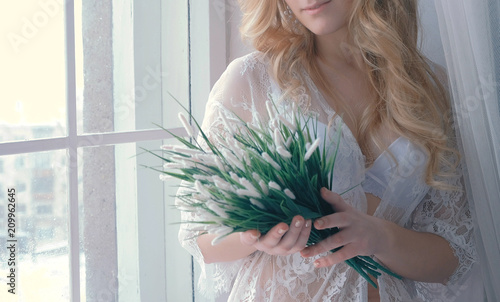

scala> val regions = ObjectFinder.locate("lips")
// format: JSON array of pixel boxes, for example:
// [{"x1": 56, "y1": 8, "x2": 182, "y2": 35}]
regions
[{"x1": 303, "y1": 1, "x2": 331, "y2": 11}]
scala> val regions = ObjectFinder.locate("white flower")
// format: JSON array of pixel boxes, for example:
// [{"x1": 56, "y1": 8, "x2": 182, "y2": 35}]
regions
[
  {"x1": 284, "y1": 188, "x2": 296, "y2": 200},
  {"x1": 178, "y1": 112, "x2": 194, "y2": 137},
  {"x1": 251, "y1": 172, "x2": 262, "y2": 182},
  {"x1": 211, "y1": 236, "x2": 225, "y2": 246},
  {"x1": 197, "y1": 209, "x2": 221, "y2": 223},
  {"x1": 161, "y1": 145, "x2": 175, "y2": 151},
  {"x1": 195, "y1": 180, "x2": 211, "y2": 198},
  {"x1": 230, "y1": 172, "x2": 240, "y2": 183},
  {"x1": 223, "y1": 150, "x2": 245, "y2": 170},
  {"x1": 304, "y1": 138, "x2": 320, "y2": 161},
  {"x1": 172, "y1": 155, "x2": 195, "y2": 162},
  {"x1": 213, "y1": 176, "x2": 233, "y2": 192},
  {"x1": 285, "y1": 136, "x2": 293, "y2": 148},
  {"x1": 206, "y1": 200, "x2": 229, "y2": 219},
  {"x1": 220, "y1": 112, "x2": 235, "y2": 134},
  {"x1": 212, "y1": 225, "x2": 233, "y2": 235},
  {"x1": 250, "y1": 198, "x2": 266, "y2": 210},
  {"x1": 159, "y1": 174, "x2": 171, "y2": 181},
  {"x1": 215, "y1": 157, "x2": 226, "y2": 172},
  {"x1": 258, "y1": 180, "x2": 269, "y2": 195},
  {"x1": 193, "y1": 174, "x2": 212, "y2": 181},
  {"x1": 266, "y1": 100, "x2": 276, "y2": 119},
  {"x1": 268, "y1": 181, "x2": 281, "y2": 191},
  {"x1": 190, "y1": 193, "x2": 209, "y2": 202},
  {"x1": 172, "y1": 146, "x2": 201, "y2": 155},
  {"x1": 236, "y1": 188, "x2": 261, "y2": 198},
  {"x1": 262, "y1": 152, "x2": 281, "y2": 170},
  {"x1": 194, "y1": 153, "x2": 217, "y2": 166},
  {"x1": 164, "y1": 163, "x2": 184, "y2": 169},
  {"x1": 278, "y1": 114, "x2": 297, "y2": 132},
  {"x1": 274, "y1": 128, "x2": 284, "y2": 148},
  {"x1": 230, "y1": 142, "x2": 246, "y2": 162},
  {"x1": 239, "y1": 178, "x2": 260, "y2": 196},
  {"x1": 269, "y1": 119, "x2": 280, "y2": 133},
  {"x1": 211, "y1": 227, "x2": 233, "y2": 246},
  {"x1": 276, "y1": 146, "x2": 292, "y2": 159}
]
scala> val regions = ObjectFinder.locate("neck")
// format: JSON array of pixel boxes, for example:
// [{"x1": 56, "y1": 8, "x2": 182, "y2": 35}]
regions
[{"x1": 315, "y1": 29, "x2": 362, "y2": 71}]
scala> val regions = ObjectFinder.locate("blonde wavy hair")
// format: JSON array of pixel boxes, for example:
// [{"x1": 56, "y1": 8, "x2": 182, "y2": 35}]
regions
[{"x1": 238, "y1": 0, "x2": 459, "y2": 189}]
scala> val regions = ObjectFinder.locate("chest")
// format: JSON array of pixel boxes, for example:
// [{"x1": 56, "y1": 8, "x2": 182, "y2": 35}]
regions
[{"x1": 319, "y1": 73, "x2": 398, "y2": 162}]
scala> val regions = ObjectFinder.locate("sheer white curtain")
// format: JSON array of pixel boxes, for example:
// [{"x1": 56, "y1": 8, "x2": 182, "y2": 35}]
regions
[{"x1": 434, "y1": 1, "x2": 500, "y2": 301}]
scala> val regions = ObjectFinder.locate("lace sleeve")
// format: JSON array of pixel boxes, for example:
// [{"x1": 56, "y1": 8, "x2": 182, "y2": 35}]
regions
[
  {"x1": 409, "y1": 161, "x2": 477, "y2": 295},
  {"x1": 177, "y1": 52, "x2": 271, "y2": 299}
]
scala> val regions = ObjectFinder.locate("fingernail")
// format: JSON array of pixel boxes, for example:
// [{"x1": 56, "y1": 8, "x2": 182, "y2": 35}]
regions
[
  {"x1": 305, "y1": 220, "x2": 311, "y2": 228},
  {"x1": 250, "y1": 233, "x2": 260, "y2": 240},
  {"x1": 314, "y1": 260, "x2": 320, "y2": 268},
  {"x1": 316, "y1": 219, "x2": 324, "y2": 227},
  {"x1": 278, "y1": 228, "x2": 286, "y2": 234},
  {"x1": 295, "y1": 220, "x2": 302, "y2": 228}
]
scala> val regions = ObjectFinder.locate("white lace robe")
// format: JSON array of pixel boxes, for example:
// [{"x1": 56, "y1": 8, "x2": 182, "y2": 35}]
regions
[{"x1": 177, "y1": 52, "x2": 482, "y2": 301}]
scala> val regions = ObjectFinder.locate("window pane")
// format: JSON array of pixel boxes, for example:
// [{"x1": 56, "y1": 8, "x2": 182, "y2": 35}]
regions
[
  {"x1": 77, "y1": 0, "x2": 189, "y2": 135},
  {"x1": 0, "y1": 1, "x2": 67, "y2": 142},
  {"x1": 78, "y1": 139, "x2": 191, "y2": 301},
  {"x1": 0, "y1": 150, "x2": 69, "y2": 301}
]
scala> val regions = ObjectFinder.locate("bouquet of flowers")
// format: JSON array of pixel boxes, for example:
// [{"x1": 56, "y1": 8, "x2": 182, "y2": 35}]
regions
[{"x1": 149, "y1": 100, "x2": 399, "y2": 287}]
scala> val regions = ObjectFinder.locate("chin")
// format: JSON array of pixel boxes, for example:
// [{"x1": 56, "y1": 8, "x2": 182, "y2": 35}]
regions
[{"x1": 308, "y1": 23, "x2": 347, "y2": 37}]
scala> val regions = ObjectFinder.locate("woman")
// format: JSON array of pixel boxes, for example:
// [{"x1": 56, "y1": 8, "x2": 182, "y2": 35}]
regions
[{"x1": 178, "y1": 0, "x2": 482, "y2": 300}]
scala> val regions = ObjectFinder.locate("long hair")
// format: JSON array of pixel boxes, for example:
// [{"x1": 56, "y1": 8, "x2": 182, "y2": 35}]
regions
[{"x1": 238, "y1": 0, "x2": 458, "y2": 189}]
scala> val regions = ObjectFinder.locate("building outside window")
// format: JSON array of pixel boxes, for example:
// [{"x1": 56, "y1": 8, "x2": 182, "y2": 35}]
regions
[{"x1": 0, "y1": 0, "x2": 235, "y2": 301}]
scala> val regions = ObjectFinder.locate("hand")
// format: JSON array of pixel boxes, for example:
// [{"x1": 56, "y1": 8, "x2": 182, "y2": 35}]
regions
[
  {"x1": 300, "y1": 188, "x2": 390, "y2": 268},
  {"x1": 240, "y1": 215, "x2": 312, "y2": 256}
]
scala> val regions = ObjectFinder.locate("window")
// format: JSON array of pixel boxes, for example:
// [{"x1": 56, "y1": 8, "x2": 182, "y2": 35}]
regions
[
  {"x1": 36, "y1": 227, "x2": 55, "y2": 240},
  {"x1": 32, "y1": 126, "x2": 55, "y2": 139},
  {"x1": 17, "y1": 203, "x2": 27, "y2": 213},
  {"x1": 0, "y1": 1, "x2": 229, "y2": 301},
  {"x1": 32, "y1": 152, "x2": 53, "y2": 170},
  {"x1": 36, "y1": 204, "x2": 53, "y2": 215},
  {"x1": 31, "y1": 175, "x2": 54, "y2": 193},
  {"x1": 14, "y1": 156, "x2": 25, "y2": 169},
  {"x1": 16, "y1": 182, "x2": 26, "y2": 192}
]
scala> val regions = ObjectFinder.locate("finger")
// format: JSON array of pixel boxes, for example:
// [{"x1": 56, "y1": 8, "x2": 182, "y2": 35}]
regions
[
  {"x1": 313, "y1": 244, "x2": 359, "y2": 268},
  {"x1": 314, "y1": 211, "x2": 351, "y2": 230},
  {"x1": 274, "y1": 216, "x2": 306, "y2": 252},
  {"x1": 240, "y1": 229, "x2": 261, "y2": 246},
  {"x1": 293, "y1": 219, "x2": 312, "y2": 252},
  {"x1": 254, "y1": 222, "x2": 289, "y2": 250},
  {"x1": 301, "y1": 228, "x2": 353, "y2": 258},
  {"x1": 320, "y1": 188, "x2": 351, "y2": 213}
]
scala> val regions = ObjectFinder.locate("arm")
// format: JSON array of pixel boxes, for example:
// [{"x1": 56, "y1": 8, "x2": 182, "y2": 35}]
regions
[
  {"x1": 368, "y1": 219, "x2": 458, "y2": 283},
  {"x1": 301, "y1": 188, "x2": 458, "y2": 283},
  {"x1": 197, "y1": 233, "x2": 257, "y2": 264},
  {"x1": 197, "y1": 215, "x2": 312, "y2": 264}
]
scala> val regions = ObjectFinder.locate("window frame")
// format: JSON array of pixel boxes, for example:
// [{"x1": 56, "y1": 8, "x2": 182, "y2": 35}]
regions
[{"x1": 0, "y1": 0, "x2": 230, "y2": 301}]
